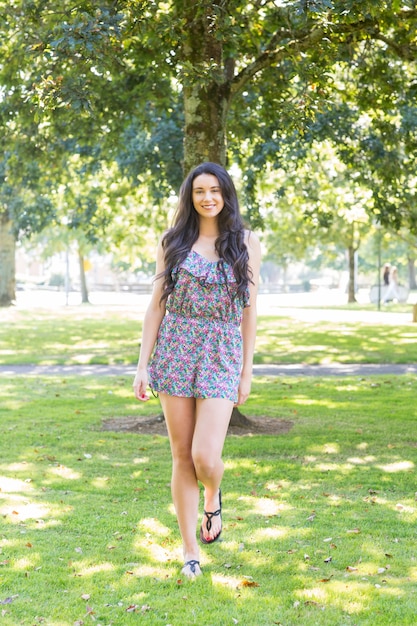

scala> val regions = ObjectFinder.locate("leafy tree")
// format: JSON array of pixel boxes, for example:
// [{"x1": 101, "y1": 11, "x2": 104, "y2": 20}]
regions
[{"x1": 2, "y1": 1, "x2": 417, "y2": 305}]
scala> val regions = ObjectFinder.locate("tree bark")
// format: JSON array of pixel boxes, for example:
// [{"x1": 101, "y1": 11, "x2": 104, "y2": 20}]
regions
[
  {"x1": 408, "y1": 256, "x2": 416, "y2": 290},
  {"x1": 347, "y1": 244, "x2": 357, "y2": 303},
  {"x1": 78, "y1": 248, "x2": 90, "y2": 304},
  {"x1": 181, "y1": 1, "x2": 232, "y2": 172},
  {"x1": 0, "y1": 213, "x2": 16, "y2": 307}
]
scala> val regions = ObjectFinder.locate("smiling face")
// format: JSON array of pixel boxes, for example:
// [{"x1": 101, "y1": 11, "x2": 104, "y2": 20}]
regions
[{"x1": 192, "y1": 174, "x2": 225, "y2": 220}]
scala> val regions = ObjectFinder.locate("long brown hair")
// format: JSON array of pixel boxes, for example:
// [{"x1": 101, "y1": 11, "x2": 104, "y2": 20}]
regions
[{"x1": 159, "y1": 162, "x2": 251, "y2": 302}]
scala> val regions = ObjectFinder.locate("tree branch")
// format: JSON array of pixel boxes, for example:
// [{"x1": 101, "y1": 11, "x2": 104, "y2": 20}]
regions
[{"x1": 230, "y1": 9, "x2": 417, "y2": 96}]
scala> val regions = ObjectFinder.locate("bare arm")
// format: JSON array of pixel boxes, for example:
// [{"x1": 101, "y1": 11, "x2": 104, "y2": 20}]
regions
[
  {"x1": 237, "y1": 231, "x2": 261, "y2": 406},
  {"x1": 133, "y1": 240, "x2": 167, "y2": 401}
]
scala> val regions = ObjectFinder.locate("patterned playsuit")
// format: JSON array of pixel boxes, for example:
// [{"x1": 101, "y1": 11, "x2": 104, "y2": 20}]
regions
[{"x1": 148, "y1": 250, "x2": 249, "y2": 402}]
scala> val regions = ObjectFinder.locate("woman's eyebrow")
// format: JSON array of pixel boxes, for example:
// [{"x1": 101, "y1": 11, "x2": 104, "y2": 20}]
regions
[{"x1": 193, "y1": 185, "x2": 221, "y2": 190}]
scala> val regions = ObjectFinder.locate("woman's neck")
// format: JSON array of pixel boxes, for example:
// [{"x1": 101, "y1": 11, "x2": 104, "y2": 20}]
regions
[{"x1": 197, "y1": 218, "x2": 219, "y2": 239}]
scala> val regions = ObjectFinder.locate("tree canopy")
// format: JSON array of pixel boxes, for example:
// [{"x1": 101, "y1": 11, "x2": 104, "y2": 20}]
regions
[{"x1": 1, "y1": 1, "x2": 417, "y2": 305}]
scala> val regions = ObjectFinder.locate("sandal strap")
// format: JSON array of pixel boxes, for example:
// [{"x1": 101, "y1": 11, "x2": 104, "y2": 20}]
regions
[
  {"x1": 203, "y1": 507, "x2": 221, "y2": 532},
  {"x1": 184, "y1": 559, "x2": 200, "y2": 574}
]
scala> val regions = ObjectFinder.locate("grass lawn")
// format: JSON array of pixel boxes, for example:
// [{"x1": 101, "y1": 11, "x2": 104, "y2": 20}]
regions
[
  {"x1": 1, "y1": 305, "x2": 417, "y2": 624},
  {"x1": 1, "y1": 374, "x2": 417, "y2": 625},
  {"x1": 1, "y1": 304, "x2": 416, "y2": 366}
]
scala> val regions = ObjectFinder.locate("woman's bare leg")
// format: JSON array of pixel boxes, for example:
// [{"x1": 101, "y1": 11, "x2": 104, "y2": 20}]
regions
[
  {"x1": 158, "y1": 393, "x2": 201, "y2": 577},
  {"x1": 193, "y1": 398, "x2": 234, "y2": 542}
]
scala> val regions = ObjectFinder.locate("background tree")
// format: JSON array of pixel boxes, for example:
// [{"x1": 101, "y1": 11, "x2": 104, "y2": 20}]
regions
[{"x1": 1, "y1": 1, "x2": 417, "y2": 305}]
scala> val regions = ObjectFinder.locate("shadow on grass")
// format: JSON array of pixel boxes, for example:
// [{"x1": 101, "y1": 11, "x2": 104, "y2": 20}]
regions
[{"x1": 1, "y1": 375, "x2": 417, "y2": 624}]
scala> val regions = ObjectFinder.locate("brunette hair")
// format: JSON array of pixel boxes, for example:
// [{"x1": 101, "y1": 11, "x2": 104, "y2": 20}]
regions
[{"x1": 159, "y1": 162, "x2": 251, "y2": 302}]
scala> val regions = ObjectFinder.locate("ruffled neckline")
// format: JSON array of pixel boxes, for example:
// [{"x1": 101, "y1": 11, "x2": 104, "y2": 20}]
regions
[{"x1": 176, "y1": 249, "x2": 236, "y2": 284}]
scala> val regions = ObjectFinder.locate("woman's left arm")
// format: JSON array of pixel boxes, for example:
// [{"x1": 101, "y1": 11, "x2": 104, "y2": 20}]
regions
[{"x1": 237, "y1": 231, "x2": 261, "y2": 406}]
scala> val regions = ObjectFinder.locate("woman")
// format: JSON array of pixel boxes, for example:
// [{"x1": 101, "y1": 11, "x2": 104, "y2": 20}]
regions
[{"x1": 133, "y1": 162, "x2": 261, "y2": 579}]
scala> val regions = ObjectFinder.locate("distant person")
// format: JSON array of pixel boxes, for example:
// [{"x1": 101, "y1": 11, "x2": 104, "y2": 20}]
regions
[
  {"x1": 383, "y1": 264, "x2": 390, "y2": 286},
  {"x1": 383, "y1": 266, "x2": 400, "y2": 303},
  {"x1": 132, "y1": 162, "x2": 261, "y2": 578}
]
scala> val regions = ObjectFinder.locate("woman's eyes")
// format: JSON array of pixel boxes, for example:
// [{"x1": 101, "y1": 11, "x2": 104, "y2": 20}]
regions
[{"x1": 194, "y1": 188, "x2": 221, "y2": 194}]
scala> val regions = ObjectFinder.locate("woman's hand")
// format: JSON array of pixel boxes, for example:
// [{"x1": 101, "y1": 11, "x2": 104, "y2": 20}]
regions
[
  {"x1": 235, "y1": 371, "x2": 252, "y2": 406},
  {"x1": 133, "y1": 368, "x2": 150, "y2": 402}
]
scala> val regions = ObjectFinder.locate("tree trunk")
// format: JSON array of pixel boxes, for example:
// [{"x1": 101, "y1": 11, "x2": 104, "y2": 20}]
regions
[
  {"x1": 181, "y1": 1, "x2": 232, "y2": 172},
  {"x1": 0, "y1": 213, "x2": 16, "y2": 307},
  {"x1": 408, "y1": 256, "x2": 416, "y2": 290},
  {"x1": 347, "y1": 244, "x2": 357, "y2": 303},
  {"x1": 229, "y1": 407, "x2": 253, "y2": 428},
  {"x1": 78, "y1": 248, "x2": 89, "y2": 304}
]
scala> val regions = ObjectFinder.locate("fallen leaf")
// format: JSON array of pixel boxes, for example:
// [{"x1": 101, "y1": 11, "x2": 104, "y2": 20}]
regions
[
  {"x1": 324, "y1": 557, "x2": 332, "y2": 563},
  {"x1": 346, "y1": 566, "x2": 358, "y2": 572},
  {"x1": 346, "y1": 528, "x2": 361, "y2": 534},
  {"x1": 81, "y1": 594, "x2": 90, "y2": 601},
  {"x1": 241, "y1": 579, "x2": 260, "y2": 587},
  {"x1": 126, "y1": 605, "x2": 137, "y2": 612},
  {"x1": 319, "y1": 576, "x2": 333, "y2": 582}
]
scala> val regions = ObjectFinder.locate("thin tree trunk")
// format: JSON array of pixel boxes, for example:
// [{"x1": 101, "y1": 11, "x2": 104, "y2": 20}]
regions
[
  {"x1": 408, "y1": 256, "x2": 416, "y2": 290},
  {"x1": 78, "y1": 249, "x2": 89, "y2": 304},
  {"x1": 347, "y1": 245, "x2": 357, "y2": 303},
  {"x1": 0, "y1": 213, "x2": 16, "y2": 307}
]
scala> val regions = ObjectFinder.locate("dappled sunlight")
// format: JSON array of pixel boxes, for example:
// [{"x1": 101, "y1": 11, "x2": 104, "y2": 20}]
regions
[
  {"x1": 0, "y1": 474, "x2": 68, "y2": 525},
  {"x1": 134, "y1": 518, "x2": 173, "y2": 565},
  {"x1": 408, "y1": 567, "x2": 417, "y2": 581},
  {"x1": 133, "y1": 539, "x2": 171, "y2": 564},
  {"x1": 264, "y1": 479, "x2": 292, "y2": 492},
  {"x1": 138, "y1": 517, "x2": 171, "y2": 537},
  {"x1": 211, "y1": 572, "x2": 243, "y2": 589},
  {"x1": 253, "y1": 497, "x2": 288, "y2": 516},
  {"x1": 0, "y1": 475, "x2": 35, "y2": 493},
  {"x1": 91, "y1": 476, "x2": 111, "y2": 489},
  {"x1": 72, "y1": 561, "x2": 115, "y2": 576},
  {"x1": 47, "y1": 464, "x2": 82, "y2": 480},
  {"x1": 225, "y1": 458, "x2": 259, "y2": 471},
  {"x1": 308, "y1": 443, "x2": 340, "y2": 454},
  {"x1": 235, "y1": 494, "x2": 292, "y2": 516},
  {"x1": 132, "y1": 563, "x2": 175, "y2": 578},
  {"x1": 347, "y1": 456, "x2": 377, "y2": 464},
  {"x1": 311, "y1": 462, "x2": 355, "y2": 472},
  {"x1": 13, "y1": 555, "x2": 41, "y2": 571},
  {"x1": 133, "y1": 457, "x2": 150, "y2": 464},
  {"x1": 0, "y1": 494, "x2": 51, "y2": 522},
  {"x1": 252, "y1": 526, "x2": 290, "y2": 541},
  {"x1": 377, "y1": 460, "x2": 414, "y2": 473}
]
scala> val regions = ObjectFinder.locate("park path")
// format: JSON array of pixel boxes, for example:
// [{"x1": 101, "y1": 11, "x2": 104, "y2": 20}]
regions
[{"x1": 0, "y1": 363, "x2": 416, "y2": 378}]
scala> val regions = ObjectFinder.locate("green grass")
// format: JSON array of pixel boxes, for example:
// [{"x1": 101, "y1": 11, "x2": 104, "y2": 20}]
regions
[
  {"x1": 1, "y1": 306, "x2": 417, "y2": 365},
  {"x1": 1, "y1": 374, "x2": 417, "y2": 625},
  {"x1": 1, "y1": 305, "x2": 417, "y2": 624}
]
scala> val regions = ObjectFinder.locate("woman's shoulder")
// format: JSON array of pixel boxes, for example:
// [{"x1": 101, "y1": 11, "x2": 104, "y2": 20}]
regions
[{"x1": 244, "y1": 229, "x2": 261, "y2": 252}]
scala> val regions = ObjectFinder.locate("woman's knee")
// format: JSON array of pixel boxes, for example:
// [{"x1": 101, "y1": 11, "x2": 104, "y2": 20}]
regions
[{"x1": 192, "y1": 448, "x2": 222, "y2": 480}]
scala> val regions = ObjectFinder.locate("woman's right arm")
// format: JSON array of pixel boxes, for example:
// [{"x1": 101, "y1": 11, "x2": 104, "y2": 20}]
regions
[{"x1": 133, "y1": 240, "x2": 167, "y2": 401}]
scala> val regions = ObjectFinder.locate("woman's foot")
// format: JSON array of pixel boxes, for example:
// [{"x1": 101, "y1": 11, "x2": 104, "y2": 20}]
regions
[
  {"x1": 200, "y1": 489, "x2": 222, "y2": 544},
  {"x1": 181, "y1": 559, "x2": 202, "y2": 578}
]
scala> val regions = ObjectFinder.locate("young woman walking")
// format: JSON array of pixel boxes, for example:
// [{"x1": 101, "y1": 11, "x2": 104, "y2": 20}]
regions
[{"x1": 133, "y1": 162, "x2": 261, "y2": 578}]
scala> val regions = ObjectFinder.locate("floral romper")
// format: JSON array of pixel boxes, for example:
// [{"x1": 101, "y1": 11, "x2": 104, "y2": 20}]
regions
[{"x1": 148, "y1": 249, "x2": 249, "y2": 402}]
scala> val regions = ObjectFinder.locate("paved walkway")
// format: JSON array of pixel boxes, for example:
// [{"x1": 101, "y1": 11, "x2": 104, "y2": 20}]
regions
[{"x1": 0, "y1": 363, "x2": 416, "y2": 378}]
